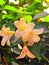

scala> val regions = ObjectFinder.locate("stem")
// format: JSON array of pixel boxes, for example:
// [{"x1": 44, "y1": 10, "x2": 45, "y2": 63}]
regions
[
  {"x1": 2, "y1": 56, "x2": 8, "y2": 65},
  {"x1": 41, "y1": 54, "x2": 49, "y2": 63}
]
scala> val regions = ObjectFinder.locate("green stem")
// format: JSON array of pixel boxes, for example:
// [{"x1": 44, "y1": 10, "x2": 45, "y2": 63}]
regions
[{"x1": 41, "y1": 54, "x2": 49, "y2": 63}]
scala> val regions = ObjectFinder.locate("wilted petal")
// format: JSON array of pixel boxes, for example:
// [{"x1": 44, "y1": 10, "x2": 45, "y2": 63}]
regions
[
  {"x1": 1, "y1": 36, "x2": 8, "y2": 46},
  {"x1": 33, "y1": 28, "x2": 44, "y2": 35}
]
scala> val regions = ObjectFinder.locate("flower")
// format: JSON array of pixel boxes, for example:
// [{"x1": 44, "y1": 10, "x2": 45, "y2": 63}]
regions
[
  {"x1": 16, "y1": 44, "x2": 35, "y2": 59},
  {"x1": 0, "y1": 25, "x2": 15, "y2": 46},
  {"x1": 22, "y1": 28, "x2": 44, "y2": 46},
  {"x1": 14, "y1": 18, "x2": 35, "y2": 41}
]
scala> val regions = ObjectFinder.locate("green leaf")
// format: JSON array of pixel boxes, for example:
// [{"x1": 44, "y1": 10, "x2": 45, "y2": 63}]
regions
[
  {"x1": 43, "y1": 15, "x2": 49, "y2": 22},
  {"x1": 35, "y1": 0, "x2": 43, "y2": 3},
  {"x1": 33, "y1": 44, "x2": 41, "y2": 58},
  {"x1": 27, "y1": 2, "x2": 37, "y2": 12},
  {"x1": 5, "y1": 22, "x2": 15, "y2": 31},
  {"x1": 0, "y1": 0, "x2": 5, "y2": 5},
  {"x1": 4, "y1": 5, "x2": 23, "y2": 14},
  {"x1": 23, "y1": 15, "x2": 32, "y2": 23},
  {"x1": 19, "y1": 0, "x2": 24, "y2": 5},
  {"x1": 2, "y1": 14, "x2": 14, "y2": 20}
]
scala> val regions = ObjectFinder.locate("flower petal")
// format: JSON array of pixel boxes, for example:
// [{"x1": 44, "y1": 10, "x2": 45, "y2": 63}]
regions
[
  {"x1": 26, "y1": 22, "x2": 35, "y2": 29},
  {"x1": 22, "y1": 30, "x2": 30, "y2": 42},
  {"x1": 27, "y1": 40, "x2": 34, "y2": 46},
  {"x1": 14, "y1": 18, "x2": 26, "y2": 30},
  {"x1": 7, "y1": 40, "x2": 11, "y2": 46},
  {"x1": 15, "y1": 30, "x2": 23, "y2": 41},
  {"x1": 1, "y1": 36, "x2": 8, "y2": 46},
  {"x1": 26, "y1": 46, "x2": 35, "y2": 58},
  {"x1": 16, "y1": 46, "x2": 26, "y2": 59},
  {"x1": 14, "y1": 21, "x2": 20, "y2": 28},
  {"x1": 33, "y1": 35, "x2": 40, "y2": 43},
  {"x1": 0, "y1": 30, "x2": 5, "y2": 37},
  {"x1": 33, "y1": 28, "x2": 44, "y2": 35}
]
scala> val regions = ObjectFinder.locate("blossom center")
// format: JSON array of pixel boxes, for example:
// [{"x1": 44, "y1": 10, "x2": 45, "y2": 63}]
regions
[{"x1": 20, "y1": 24, "x2": 26, "y2": 31}]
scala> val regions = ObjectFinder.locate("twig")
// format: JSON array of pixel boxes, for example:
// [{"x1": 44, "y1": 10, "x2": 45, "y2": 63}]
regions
[
  {"x1": 2, "y1": 56, "x2": 8, "y2": 65},
  {"x1": 0, "y1": 53, "x2": 2, "y2": 65}
]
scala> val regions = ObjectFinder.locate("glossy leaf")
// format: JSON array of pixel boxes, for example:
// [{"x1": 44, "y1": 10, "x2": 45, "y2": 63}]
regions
[
  {"x1": 0, "y1": 0, "x2": 5, "y2": 5},
  {"x1": 4, "y1": 5, "x2": 23, "y2": 14},
  {"x1": 2, "y1": 14, "x2": 14, "y2": 20},
  {"x1": 24, "y1": 15, "x2": 32, "y2": 23},
  {"x1": 43, "y1": 15, "x2": 49, "y2": 22}
]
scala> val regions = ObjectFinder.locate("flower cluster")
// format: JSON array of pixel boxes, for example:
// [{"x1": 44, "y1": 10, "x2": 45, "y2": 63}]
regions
[{"x1": 0, "y1": 18, "x2": 44, "y2": 59}]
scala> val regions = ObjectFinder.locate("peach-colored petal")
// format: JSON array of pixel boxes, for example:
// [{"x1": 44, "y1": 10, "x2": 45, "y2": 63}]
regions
[
  {"x1": 33, "y1": 28, "x2": 44, "y2": 35},
  {"x1": 25, "y1": 46, "x2": 35, "y2": 58},
  {"x1": 27, "y1": 49, "x2": 35, "y2": 59},
  {"x1": 33, "y1": 35, "x2": 40, "y2": 43},
  {"x1": 16, "y1": 46, "x2": 26, "y2": 59},
  {"x1": 27, "y1": 40, "x2": 34, "y2": 46},
  {"x1": 0, "y1": 30, "x2": 5, "y2": 36},
  {"x1": 22, "y1": 30, "x2": 30, "y2": 42},
  {"x1": 7, "y1": 40, "x2": 11, "y2": 46},
  {"x1": 15, "y1": 30, "x2": 24, "y2": 41},
  {"x1": 14, "y1": 18, "x2": 26, "y2": 30},
  {"x1": 2, "y1": 25, "x2": 10, "y2": 32},
  {"x1": 14, "y1": 21, "x2": 20, "y2": 28},
  {"x1": 20, "y1": 18, "x2": 26, "y2": 25},
  {"x1": 26, "y1": 22, "x2": 35, "y2": 30},
  {"x1": 27, "y1": 35, "x2": 40, "y2": 46},
  {"x1": 1, "y1": 36, "x2": 8, "y2": 46}
]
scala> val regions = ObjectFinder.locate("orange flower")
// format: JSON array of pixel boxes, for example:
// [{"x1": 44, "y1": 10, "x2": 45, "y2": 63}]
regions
[
  {"x1": 16, "y1": 45, "x2": 35, "y2": 59},
  {"x1": 0, "y1": 25, "x2": 15, "y2": 46},
  {"x1": 14, "y1": 18, "x2": 35, "y2": 41},
  {"x1": 22, "y1": 28, "x2": 44, "y2": 46}
]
